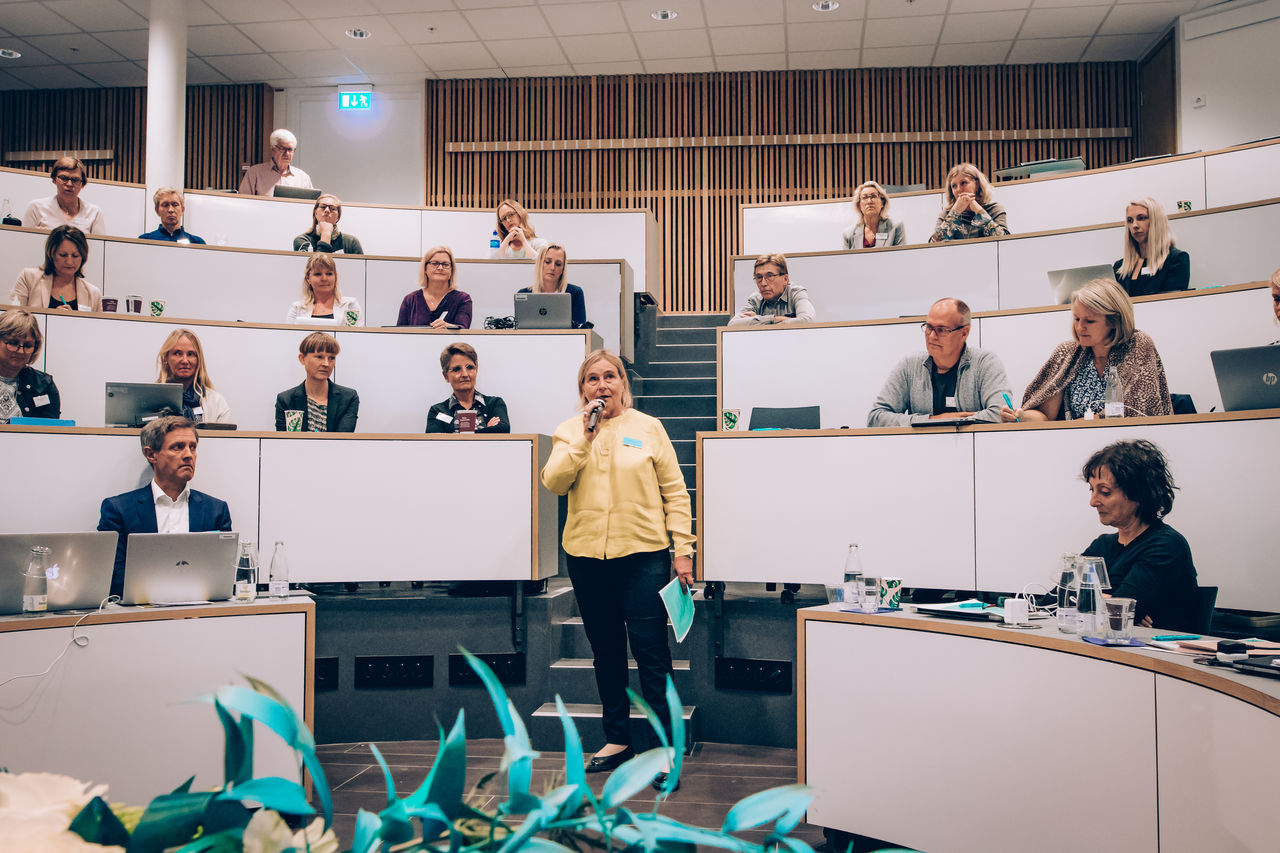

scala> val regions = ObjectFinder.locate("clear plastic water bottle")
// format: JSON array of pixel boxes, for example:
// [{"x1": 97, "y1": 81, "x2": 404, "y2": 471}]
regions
[
  {"x1": 22, "y1": 545, "x2": 50, "y2": 616},
  {"x1": 234, "y1": 539, "x2": 259, "y2": 602},
  {"x1": 1103, "y1": 365, "x2": 1125, "y2": 418},
  {"x1": 842, "y1": 544, "x2": 863, "y2": 608},
  {"x1": 489, "y1": 229, "x2": 500, "y2": 252},
  {"x1": 268, "y1": 540, "x2": 290, "y2": 599},
  {"x1": 1076, "y1": 556, "x2": 1107, "y2": 638},
  {"x1": 1056, "y1": 553, "x2": 1078, "y2": 633}
]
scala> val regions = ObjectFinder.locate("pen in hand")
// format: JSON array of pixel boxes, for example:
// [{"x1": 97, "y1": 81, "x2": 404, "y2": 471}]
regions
[{"x1": 1002, "y1": 392, "x2": 1019, "y2": 422}]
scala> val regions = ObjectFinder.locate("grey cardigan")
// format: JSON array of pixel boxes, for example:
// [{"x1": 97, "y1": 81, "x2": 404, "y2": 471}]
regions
[
  {"x1": 867, "y1": 345, "x2": 1012, "y2": 427},
  {"x1": 841, "y1": 216, "x2": 907, "y2": 250}
]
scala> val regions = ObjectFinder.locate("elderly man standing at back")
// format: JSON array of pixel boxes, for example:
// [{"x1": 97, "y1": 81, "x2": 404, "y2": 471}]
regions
[
  {"x1": 867, "y1": 297, "x2": 1011, "y2": 426},
  {"x1": 238, "y1": 128, "x2": 313, "y2": 196}
]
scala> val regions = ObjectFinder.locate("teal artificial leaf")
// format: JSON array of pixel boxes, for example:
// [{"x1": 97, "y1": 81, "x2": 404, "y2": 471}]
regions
[
  {"x1": 197, "y1": 799, "x2": 252, "y2": 836},
  {"x1": 377, "y1": 797, "x2": 416, "y2": 847},
  {"x1": 405, "y1": 709, "x2": 467, "y2": 821},
  {"x1": 625, "y1": 689, "x2": 670, "y2": 752},
  {"x1": 403, "y1": 801, "x2": 452, "y2": 844},
  {"x1": 461, "y1": 649, "x2": 515, "y2": 734},
  {"x1": 368, "y1": 743, "x2": 399, "y2": 808},
  {"x1": 125, "y1": 790, "x2": 215, "y2": 853},
  {"x1": 662, "y1": 675, "x2": 685, "y2": 796},
  {"x1": 171, "y1": 828, "x2": 244, "y2": 852},
  {"x1": 68, "y1": 796, "x2": 130, "y2": 847},
  {"x1": 599, "y1": 747, "x2": 674, "y2": 810},
  {"x1": 213, "y1": 698, "x2": 252, "y2": 788},
  {"x1": 218, "y1": 776, "x2": 315, "y2": 816},
  {"x1": 769, "y1": 837, "x2": 818, "y2": 853},
  {"x1": 351, "y1": 808, "x2": 383, "y2": 853},
  {"x1": 496, "y1": 809, "x2": 548, "y2": 853},
  {"x1": 552, "y1": 696, "x2": 589, "y2": 819},
  {"x1": 502, "y1": 698, "x2": 541, "y2": 815},
  {"x1": 518, "y1": 839, "x2": 580, "y2": 852},
  {"x1": 721, "y1": 784, "x2": 813, "y2": 834},
  {"x1": 171, "y1": 775, "x2": 196, "y2": 795},
  {"x1": 613, "y1": 815, "x2": 750, "y2": 852}
]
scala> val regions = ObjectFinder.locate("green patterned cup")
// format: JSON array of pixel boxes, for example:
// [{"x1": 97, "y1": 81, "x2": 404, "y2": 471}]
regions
[
  {"x1": 721, "y1": 409, "x2": 740, "y2": 431},
  {"x1": 345, "y1": 309, "x2": 359, "y2": 326},
  {"x1": 878, "y1": 576, "x2": 903, "y2": 609},
  {"x1": 149, "y1": 299, "x2": 166, "y2": 317},
  {"x1": 285, "y1": 410, "x2": 303, "y2": 432}
]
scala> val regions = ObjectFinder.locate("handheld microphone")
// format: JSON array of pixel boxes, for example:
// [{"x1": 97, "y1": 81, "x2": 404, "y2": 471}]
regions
[{"x1": 587, "y1": 398, "x2": 606, "y2": 432}]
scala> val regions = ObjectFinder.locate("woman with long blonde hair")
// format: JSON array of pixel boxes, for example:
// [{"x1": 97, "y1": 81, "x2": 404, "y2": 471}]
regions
[
  {"x1": 155, "y1": 328, "x2": 232, "y2": 423},
  {"x1": 1112, "y1": 197, "x2": 1189, "y2": 297},
  {"x1": 490, "y1": 199, "x2": 549, "y2": 259},
  {"x1": 286, "y1": 253, "x2": 363, "y2": 325},
  {"x1": 929, "y1": 162, "x2": 1009, "y2": 242},
  {"x1": 516, "y1": 243, "x2": 587, "y2": 328}
]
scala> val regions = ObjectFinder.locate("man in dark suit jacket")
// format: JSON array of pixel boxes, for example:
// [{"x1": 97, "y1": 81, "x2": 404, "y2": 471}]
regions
[{"x1": 99, "y1": 415, "x2": 232, "y2": 597}]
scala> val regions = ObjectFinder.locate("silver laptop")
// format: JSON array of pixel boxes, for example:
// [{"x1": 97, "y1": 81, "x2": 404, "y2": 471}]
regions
[
  {"x1": 514, "y1": 292, "x2": 573, "y2": 330},
  {"x1": 0, "y1": 532, "x2": 117, "y2": 613},
  {"x1": 1211, "y1": 346, "x2": 1280, "y2": 411},
  {"x1": 121, "y1": 531, "x2": 240, "y2": 605},
  {"x1": 106, "y1": 382, "x2": 183, "y2": 428},
  {"x1": 1046, "y1": 264, "x2": 1115, "y2": 305}
]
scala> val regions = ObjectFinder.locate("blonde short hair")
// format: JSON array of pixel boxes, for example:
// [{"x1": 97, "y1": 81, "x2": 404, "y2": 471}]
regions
[
  {"x1": 942, "y1": 162, "x2": 995, "y2": 207},
  {"x1": 152, "y1": 186, "x2": 182, "y2": 209},
  {"x1": 577, "y1": 349, "x2": 633, "y2": 410},
  {"x1": 1072, "y1": 278, "x2": 1136, "y2": 348},
  {"x1": 853, "y1": 180, "x2": 890, "y2": 224},
  {"x1": 301, "y1": 253, "x2": 345, "y2": 307}
]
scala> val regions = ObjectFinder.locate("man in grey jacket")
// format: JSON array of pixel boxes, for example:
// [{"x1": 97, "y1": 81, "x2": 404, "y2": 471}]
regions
[{"x1": 867, "y1": 298, "x2": 1011, "y2": 426}]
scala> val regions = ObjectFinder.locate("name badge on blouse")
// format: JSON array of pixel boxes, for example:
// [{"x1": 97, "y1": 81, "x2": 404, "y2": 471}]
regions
[
  {"x1": 945, "y1": 396, "x2": 957, "y2": 409},
  {"x1": 1140, "y1": 266, "x2": 1151, "y2": 276},
  {"x1": 33, "y1": 394, "x2": 51, "y2": 407},
  {"x1": 192, "y1": 407, "x2": 204, "y2": 417},
  {"x1": 622, "y1": 437, "x2": 642, "y2": 448},
  {"x1": 876, "y1": 233, "x2": 889, "y2": 246},
  {"x1": 435, "y1": 412, "x2": 453, "y2": 424}
]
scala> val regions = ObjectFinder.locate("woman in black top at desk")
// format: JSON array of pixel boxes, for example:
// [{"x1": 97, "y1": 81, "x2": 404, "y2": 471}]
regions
[
  {"x1": 1113, "y1": 198, "x2": 1189, "y2": 297},
  {"x1": 426, "y1": 342, "x2": 510, "y2": 434},
  {"x1": 517, "y1": 243, "x2": 587, "y2": 328},
  {"x1": 1080, "y1": 439, "x2": 1199, "y2": 632},
  {"x1": 274, "y1": 332, "x2": 359, "y2": 432}
]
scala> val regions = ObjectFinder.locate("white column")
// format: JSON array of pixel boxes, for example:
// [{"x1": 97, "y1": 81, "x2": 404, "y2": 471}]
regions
[{"x1": 144, "y1": 0, "x2": 189, "y2": 202}]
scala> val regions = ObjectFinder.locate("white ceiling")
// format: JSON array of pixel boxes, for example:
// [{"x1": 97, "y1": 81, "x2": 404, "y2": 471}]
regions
[{"x1": 0, "y1": 0, "x2": 1227, "y2": 90}]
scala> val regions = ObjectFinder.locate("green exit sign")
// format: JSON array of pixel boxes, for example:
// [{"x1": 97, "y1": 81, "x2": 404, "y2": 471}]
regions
[{"x1": 339, "y1": 92, "x2": 372, "y2": 110}]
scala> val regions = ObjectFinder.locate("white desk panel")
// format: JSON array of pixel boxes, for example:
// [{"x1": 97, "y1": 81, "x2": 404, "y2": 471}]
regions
[
  {"x1": 1203, "y1": 142, "x2": 1280, "y2": 209},
  {"x1": 995, "y1": 225, "x2": 1121, "y2": 309},
  {"x1": 731, "y1": 240, "x2": 1000, "y2": 324},
  {"x1": 0, "y1": 167, "x2": 146, "y2": 239},
  {"x1": 804, "y1": 620, "x2": 1157, "y2": 853},
  {"x1": 183, "y1": 191, "x2": 325, "y2": 250},
  {"x1": 319, "y1": 203, "x2": 423, "y2": 258},
  {"x1": 972, "y1": 418, "x2": 1280, "y2": 611},
  {"x1": 1174, "y1": 200, "x2": 1280, "y2": 290},
  {"x1": 741, "y1": 193, "x2": 944, "y2": 255},
  {"x1": 1155, "y1": 675, "x2": 1279, "y2": 853},
  {"x1": 0, "y1": 608, "x2": 306, "y2": 804},
  {"x1": 0, "y1": 429, "x2": 261, "y2": 541},
  {"x1": 43, "y1": 314, "x2": 307, "y2": 431},
  {"x1": 420, "y1": 209, "x2": 499, "y2": 258},
  {"x1": 719, "y1": 321, "x2": 922, "y2": 430},
  {"x1": 332, "y1": 329, "x2": 588, "y2": 436},
  {"x1": 257, "y1": 436, "x2": 540, "y2": 582},
  {"x1": 699, "y1": 431, "x2": 975, "y2": 587}
]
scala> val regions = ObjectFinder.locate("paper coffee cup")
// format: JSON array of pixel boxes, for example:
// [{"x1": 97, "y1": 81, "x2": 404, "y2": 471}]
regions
[
  {"x1": 878, "y1": 576, "x2": 903, "y2": 609},
  {"x1": 722, "y1": 409, "x2": 740, "y2": 431},
  {"x1": 149, "y1": 299, "x2": 166, "y2": 317},
  {"x1": 345, "y1": 309, "x2": 359, "y2": 326},
  {"x1": 285, "y1": 410, "x2": 304, "y2": 432},
  {"x1": 100, "y1": 298, "x2": 118, "y2": 312},
  {"x1": 126, "y1": 294, "x2": 143, "y2": 313}
]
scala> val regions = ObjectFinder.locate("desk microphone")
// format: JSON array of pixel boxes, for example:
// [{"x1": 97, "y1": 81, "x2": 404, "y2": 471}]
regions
[{"x1": 587, "y1": 398, "x2": 606, "y2": 432}]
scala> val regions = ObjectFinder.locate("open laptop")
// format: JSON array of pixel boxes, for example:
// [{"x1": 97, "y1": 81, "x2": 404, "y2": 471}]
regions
[
  {"x1": 272, "y1": 185, "x2": 322, "y2": 201},
  {"x1": 748, "y1": 405, "x2": 821, "y2": 430},
  {"x1": 514, "y1": 292, "x2": 573, "y2": 329},
  {"x1": 1046, "y1": 264, "x2": 1115, "y2": 305},
  {"x1": 105, "y1": 382, "x2": 183, "y2": 428},
  {"x1": 121, "y1": 531, "x2": 240, "y2": 606},
  {"x1": 0, "y1": 532, "x2": 117, "y2": 613},
  {"x1": 1211, "y1": 346, "x2": 1280, "y2": 411}
]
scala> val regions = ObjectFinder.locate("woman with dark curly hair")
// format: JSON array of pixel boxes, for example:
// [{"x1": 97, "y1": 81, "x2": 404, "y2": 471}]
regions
[{"x1": 1079, "y1": 439, "x2": 1199, "y2": 632}]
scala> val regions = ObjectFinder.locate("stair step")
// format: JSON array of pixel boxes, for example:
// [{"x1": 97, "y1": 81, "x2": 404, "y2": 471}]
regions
[
  {"x1": 634, "y1": 376, "x2": 716, "y2": 397},
  {"x1": 652, "y1": 342, "x2": 715, "y2": 362},
  {"x1": 657, "y1": 313, "x2": 730, "y2": 329},
  {"x1": 671, "y1": 438, "x2": 695, "y2": 464},
  {"x1": 659, "y1": 416, "x2": 718, "y2": 440},
  {"x1": 633, "y1": 394, "x2": 717, "y2": 417},
  {"x1": 533, "y1": 701, "x2": 696, "y2": 720},
  {"x1": 551, "y1": 658, "x2": 691, "y2": 671},
  {"x1": 657, "y1": 327, "x2": 718, "y2": 345},
  {"x1": 528, "y1": 702, "x2": 697, "y2": 752},
  {"x1": 640, "y1": 361, "x2": 716, "y2": 379}
]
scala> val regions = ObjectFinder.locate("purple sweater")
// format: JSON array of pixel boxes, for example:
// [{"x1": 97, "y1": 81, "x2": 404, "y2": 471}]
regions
[{"x1": 396, "y1": 288, "x2": 473, "y2": 328}]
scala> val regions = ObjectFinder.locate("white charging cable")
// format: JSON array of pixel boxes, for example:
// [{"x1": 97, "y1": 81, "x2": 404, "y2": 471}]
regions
[{"x1": 0, "y1": 596, "x2": 115, "y2": 692}]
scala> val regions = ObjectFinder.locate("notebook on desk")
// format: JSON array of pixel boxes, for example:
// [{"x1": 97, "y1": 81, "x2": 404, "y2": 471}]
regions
[{"x1": 0, "y1": 532, "x2": 116, "y2": 613}]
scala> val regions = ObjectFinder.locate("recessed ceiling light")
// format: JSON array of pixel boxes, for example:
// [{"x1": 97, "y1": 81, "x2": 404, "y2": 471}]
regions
[
  {"x1": 0, "y1": 48, "x2": 21, "y2": 60},
  {"x1": 651, "y1": 10, "x2": 677, "y2": 22},
  {"x1": 345, "y1": 27, "x2": 372, "y2": 40},
  {"x1": 812, "y1": 0, "x2": 839, "y2": 10}
]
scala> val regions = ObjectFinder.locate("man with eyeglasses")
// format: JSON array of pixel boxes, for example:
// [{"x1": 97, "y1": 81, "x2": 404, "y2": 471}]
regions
[
  {"x1": 21, "y1": 156, "x2": 106, "y2": 235},
  {"x1": 728, "y1": 253, "x2": 816, "y2": 326},
  {"x1": 867, "y1": 298, "x2": 1011, "y2": 427},
  {"x1": 139, "y1": 187, "x2": 206, "y2": 244},
  {"x1": 238, "y1": 128, "x2": 313, "y2": 197}
]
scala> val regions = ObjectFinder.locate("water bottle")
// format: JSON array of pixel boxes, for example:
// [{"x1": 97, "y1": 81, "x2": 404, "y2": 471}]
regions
[
  {"x1": 234, "y1": 539, "x2": 259, "y2": 602},
  {"x1": 268, "y1": 540, "x2": 290, "y2": 599},
  {"x1": 1103, "y1": 365, "x2": 1125, "y2": 418},
  {"x1": 489, "y1": 229, "x2": 500, "y2": 252},
  {"x1": 842, "y1": 544, "x2": 863, "y2": 608},
  {"x1": 1076, "y1": 556, "x2": 1107, "y2": 638},
  {"x1": 1056, "y1": 553, "x2": 1078, "y2": 633},
  {"x1": 22, "y1": 545, "x2": 50, "y2": 616}
]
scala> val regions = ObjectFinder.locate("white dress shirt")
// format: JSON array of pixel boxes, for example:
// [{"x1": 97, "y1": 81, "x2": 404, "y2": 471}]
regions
[{"x1": 151, "y1": 480, "x2": 191, "y2": 534}]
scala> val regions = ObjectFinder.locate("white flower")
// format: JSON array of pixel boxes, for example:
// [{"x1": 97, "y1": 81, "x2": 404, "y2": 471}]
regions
[
  {"x1": 0, "y1": 811, "x2": 124, "y2": 853},
  {"x1": 0, "y1": 771, "x2": 109, "y2": 823},
  {"x1": 243, "y1": 809, "x2": 339, "y2": 853}
]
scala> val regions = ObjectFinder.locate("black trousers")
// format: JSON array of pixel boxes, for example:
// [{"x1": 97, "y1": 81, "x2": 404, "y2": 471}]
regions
[{"x1": 567, "y1": 549, "x2": 675, "y2": 747}]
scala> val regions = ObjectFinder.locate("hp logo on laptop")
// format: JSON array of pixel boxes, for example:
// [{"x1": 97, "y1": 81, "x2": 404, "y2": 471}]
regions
[{"x1": 1264, "y1": 373, "x2": 1277, "y2": 386}]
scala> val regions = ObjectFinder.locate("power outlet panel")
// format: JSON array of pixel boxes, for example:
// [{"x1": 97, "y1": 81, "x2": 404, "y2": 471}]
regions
[
  {"x1": 448, "y1": 652, "x2": 526, "y2": 687},
  {"x1": 354, "y1": 655, "x2": 434, "y2": 689},
  {"x1": 315, "y1": 656, "x2": 339, "y2": 692},
  {"x1": 714, "y1": 656, "x2": 792, "y2": 694}
]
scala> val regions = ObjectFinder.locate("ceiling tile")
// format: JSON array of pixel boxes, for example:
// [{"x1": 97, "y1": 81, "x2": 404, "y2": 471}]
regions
[
  {"x1": 342, "y1": 45, "x2": 430, "y2": 74},
  {"x1": 1020, "y1": 5, "x2": 1109, "y2": 39},
  {"x1": 573, "y1": 59, "x2": 644, "y2": 74},
  {"x1": 456, "y1": 0, "x2": 538, "y2": 8},
  {"x1": 866, "y1": 0, "x2": 948, "y2": 17},
  {"x1": 559, "y1": 33, "x2": 638, "y2": 63},
  {"x1": 709, "y1": 25, "x2": 786, "y2": 56},
  {"x1": 642, "y1": 56, "x2": 715, "y2": 73},
  {"x1": 933, "y1": 40, "x2": 1011, "y2": 65},
  {"x1": 859, "y1": 44, "x2": 936, "y2": 66},
  {"x1": 273, "y1": 49, "x2": 358, "y2": 76},
  {"x1": 283, "y1": 0, "x2": 380, "y2": 16},
  {"x1": 1082, "y1": 32, "x2": 1160, "y2": 60},
  {"x1": 413, "y1": 41, "x2": 497, "y2": 70},
  {"x1": 22, "y1": 33, "x2": 123, "y2": 63},
  {"x1": 789, "y1": 48, "x2": 861, "y2": 70},
  {"x1": 68, "y1": 60, "x2": 147, "y2": 86},
  {"x1": 703, "y1": 0, "x2": 784, "y2": 27},
  {"x1": 619, "y1": 0, "x2": 707, "y2": 32},
  {"x1": 541, "y1": 2, "x2": 627, "y2": 35},
  {"x1": 941, "y1": 11, "x2": 1025, "y2": 43},
  {"x1": 184, "y1": 57, "x2": 229, "y2": 84},
  {"x1": 948, "y1": 0, "x2": 1031, "y2": 11},
  {"x1": 787, "y1": 20, "x2": 863, "y2": 52},
  {"x1": 365, "y1": 71, "x2": 432, "y2": 84},
  {"x1": 5, "y1": 63, "x2": 96, "y2": 87},
  {"x1": 2, "y1": 2, "x2": 76, "y2": 36},
  {"x1": 863, "y1": 15, "x2": 944, "y2": 47},
  {"x1": 187, "y1": 25, "x2": 260, "y2": 55},
  {"x1": 1005, "y1": 35, "x2": 1088, "y2": 62},
  {"x1": 1100, "y1": 2, "x2": 1194, "y2": 36},
  {"x1": 204, "y1": 52, "x2": 292, "y2": 81},
  {"x1": 92, "y1": 29, "x2": 149, "y2": 62},
  {"x1": 433, "y1": 66, "x2": 505, "y2": 78},
  {"x1": 238, "y1": 21, "x2": 333, "y2": 53},
  {"x1": 504, "y1": 63, "x2": 575, "y2": 76},
  {"x1": 371, "y1": 0, "x2": 456, "y2": 12},
  {"x1": 0, "y1": 68, "x2": 33, "y2": 90},
  {"x1": 310, "y1": 15, "x2": 410, "y2": 47},
  {"x1": 384, "y1": 11, "x2": 476, "y2": 43},
  {"x1": 633, "y1": 28, "x2": 711, "y2": 59},
  {"x1": 464, "y1": 6, "x2": 553, "y2": 39},
  {"x1": 42, "y1": 0, "x2": 146, "y2": 32},
  {"x1": 0, "y1": 38, "x2": 57, "y2": 66},
  {"x1": 716, "y1": 52, "x2": 787, "y2": 71},
  {"x1": 485, "y1": 36, "x2": 566, "y2": 65},
  {"x1": 784, "y1": 0, "x2": 867, "y2": 22},
  {"x1": 203, "y1": 0, "x2": 301, "y2": 24}
]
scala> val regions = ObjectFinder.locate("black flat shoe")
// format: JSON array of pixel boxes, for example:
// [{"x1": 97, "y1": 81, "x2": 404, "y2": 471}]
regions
[
  {"x1": 651, "y1": 771, "x2": 680, "y2": 792},
  {"x1": 585, "y1": 746, "x2": 635, "y2": 773}
]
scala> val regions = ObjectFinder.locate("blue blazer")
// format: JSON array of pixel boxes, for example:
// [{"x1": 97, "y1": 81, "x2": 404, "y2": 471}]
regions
[{"x1": 98, "y1": 485, "x2": 233, "y2": 597}]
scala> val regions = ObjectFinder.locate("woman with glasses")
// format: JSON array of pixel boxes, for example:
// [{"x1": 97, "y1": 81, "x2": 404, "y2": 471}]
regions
[
  {"x1": 929, "y1": 162, "x2": 1009, "y2": 243},
  {"x1": 1113, "y1": 198, "x2": 1189, "y2": 297},
  {"x1": 20, "y1": 156, "x2": 106, "y2": 235},
  {"x1": 426, "y1": 342, "x2": 510, "y2": 433},
  {"x1": 0, "y1": 309, "x2": 60, "y2": 422},
  {"x1": 516, "y1": 243, "x2": 588, "y2": 328},
  {"x1": 1002, "y1": 278, "x2": 1171, "y2": 422},
  {"x1": 292, "y1": 194, "x2": 364, "y2": 255},
  {"x1": 490, "y1": 199, "x2": 548, "y2": 259},
  {"x1": 727, "y1": 253, "x2": 816, "y2": 326},
  {"x1": 156, "y1": 328, "x2": 232, "y2": 424},
  {"x1": 842, "y1": 180, "x2": 907, "y2": 250},
  {"x1": 396, "y1": 246, "x2": 473, "y2": 329},
  {"x1": 9, "y1": 225, "x2": 102, "y2": 312}
]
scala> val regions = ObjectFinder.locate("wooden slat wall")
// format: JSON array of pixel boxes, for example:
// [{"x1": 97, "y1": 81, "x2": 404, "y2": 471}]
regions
[
  {"x1": 426, "y1": 64, "x2": 1137, "y2": 312},
  {"x1": 0, "y1": 83, "x2": 273, "y2": 191}
]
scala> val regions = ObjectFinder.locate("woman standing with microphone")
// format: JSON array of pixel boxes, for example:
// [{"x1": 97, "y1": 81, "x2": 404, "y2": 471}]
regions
[{"x1": 541, "y1": 350, "x2": 693, "y2": 786}]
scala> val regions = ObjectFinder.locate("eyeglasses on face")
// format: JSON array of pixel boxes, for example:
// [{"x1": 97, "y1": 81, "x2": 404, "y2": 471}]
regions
[
  {"x1": 2, "y1": 339, "x2": 37, "y2": 353},
  {"x1": 753, "y1": 272, "x2": 783, "y2": 283},
  {"x1": 426, "y1": 260, "x2": 452, "y2": 269},
  {"x1": 55, "y1": 174, "x2": 84, "y2": 185},
  {"x1": 921, "y1": 323, "x2": 967, "y2": 337},
  {"x1": 316, "y1": 204, "x2": 339, "y2": 212}
]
